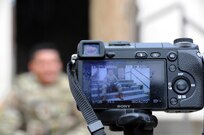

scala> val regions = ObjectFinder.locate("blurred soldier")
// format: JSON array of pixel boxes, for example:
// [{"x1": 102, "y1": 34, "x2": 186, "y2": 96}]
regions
[{"x1": 0, "y1": 43, "x2": 89, "y2": 135}]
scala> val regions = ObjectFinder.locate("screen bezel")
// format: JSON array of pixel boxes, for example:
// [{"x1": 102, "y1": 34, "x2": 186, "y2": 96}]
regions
[{"x1": 78, "y1": 59, "x2": 167, "y2": 110}]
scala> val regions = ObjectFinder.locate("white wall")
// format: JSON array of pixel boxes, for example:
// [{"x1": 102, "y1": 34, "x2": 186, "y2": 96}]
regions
[
  {"x1": 137, "y1": 0, "x2": 204, "y2": 51},
  {"x1": 137, "y1": 0, "x2": 204, "y2": 134},
  {"x1": 0, "y1": 0, "x2": 14, "y2": 103}
]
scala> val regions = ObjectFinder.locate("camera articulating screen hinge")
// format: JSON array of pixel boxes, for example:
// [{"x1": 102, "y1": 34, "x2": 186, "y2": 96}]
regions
[{"x1": 202, "y1": 53, "x2": 204, "y2": 64}]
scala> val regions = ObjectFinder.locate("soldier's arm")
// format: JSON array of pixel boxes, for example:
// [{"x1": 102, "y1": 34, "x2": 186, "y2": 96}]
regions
[
  {"x1": 0, "y1": 90, "x2": 26, "y2": 135},
  {"x1": 63, "y1": 73, "x2": 90, "y2": 134},
  {"x1": 66, "y1": 85, "x2": 89, "y2": 134},
  {"x1": 0, "y1": 78, "x2": 27, "y2": 135},
  {"x1": 69, "y1": 102, "x2": 90, "y2": 135}
]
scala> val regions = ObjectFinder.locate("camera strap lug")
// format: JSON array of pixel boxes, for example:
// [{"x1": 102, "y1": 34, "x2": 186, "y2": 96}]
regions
[{"x1": 71, "y1": 54, "x2": 78, "y2": 64}]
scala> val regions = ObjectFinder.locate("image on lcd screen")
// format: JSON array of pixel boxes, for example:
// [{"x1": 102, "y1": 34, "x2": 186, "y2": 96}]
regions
[
  {"x1": 84, "y1": 62, "x2": 150, "y2": 103},
  {"x1": 83, "y1": 44, "x2": 99, "y2": 56}
]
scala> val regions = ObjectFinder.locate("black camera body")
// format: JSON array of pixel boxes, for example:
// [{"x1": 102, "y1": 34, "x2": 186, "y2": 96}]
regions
[{"x1": 75, "y1": 38, "x2": 204, "y2": 112}]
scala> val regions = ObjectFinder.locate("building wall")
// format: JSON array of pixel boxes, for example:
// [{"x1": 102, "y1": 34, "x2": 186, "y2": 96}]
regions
[
  {"x1": 137, "y1": 0, "x2": 204, "y2": 50},
  {"x1": 138, "y1": 0, "x2": 204, "y2": 134},
  {"x1": 0, "y1": 0, "x2": 14, "y2": 104},
  {"x1": 90, "y1": 0, "x2": 137, "y2": 42}
]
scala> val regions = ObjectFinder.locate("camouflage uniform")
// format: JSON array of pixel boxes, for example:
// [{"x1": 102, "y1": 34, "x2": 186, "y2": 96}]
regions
[{"x1": 0, "y1": 73, "x2": 89, "y2": 135}]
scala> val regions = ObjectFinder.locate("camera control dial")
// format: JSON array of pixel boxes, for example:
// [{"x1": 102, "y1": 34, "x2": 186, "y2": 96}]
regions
[
  {"x1": 174, "y1": 38, "x2": 194, "y2": 47},
  {"x1": 174, "y1": 38, "x2": 193, "y2": 44},
  {"x1": 173, "y1": 78, "x2": 190, "y2": 94}
]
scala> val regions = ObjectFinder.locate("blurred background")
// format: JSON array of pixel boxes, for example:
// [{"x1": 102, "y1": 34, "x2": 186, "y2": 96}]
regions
[{"x1": 1, "y1": 0, "x2": 204, "y2": 134}]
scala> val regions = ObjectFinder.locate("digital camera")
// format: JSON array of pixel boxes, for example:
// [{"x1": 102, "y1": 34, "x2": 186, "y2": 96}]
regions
[{"x1": 74, "y1": 38, "x2": 204, "y2": 112}]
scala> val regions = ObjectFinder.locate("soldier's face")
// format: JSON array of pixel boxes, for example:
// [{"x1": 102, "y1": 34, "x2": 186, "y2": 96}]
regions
[{"x1": 29, "y1": 49, "x2": 62, "y2": 85}]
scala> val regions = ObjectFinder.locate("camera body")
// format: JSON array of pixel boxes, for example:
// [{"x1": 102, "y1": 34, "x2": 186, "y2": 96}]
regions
[{"x1": 75, "y1": 38, "x2": 203, "y2": 112}]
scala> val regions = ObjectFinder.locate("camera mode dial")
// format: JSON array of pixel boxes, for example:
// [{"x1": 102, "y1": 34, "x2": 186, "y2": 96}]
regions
[{"x1": 174, "y1": 38, "x2": 193, "y2": 48}]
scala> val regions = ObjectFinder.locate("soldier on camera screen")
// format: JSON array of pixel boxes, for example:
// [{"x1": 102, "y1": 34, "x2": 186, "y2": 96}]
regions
[{"x1": 101, "y1": 68, "x2": 123, "y2": 101}]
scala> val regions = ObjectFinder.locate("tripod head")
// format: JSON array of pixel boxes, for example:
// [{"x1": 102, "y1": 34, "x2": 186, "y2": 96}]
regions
[{"x1": 96, "y1": 109, "x2": 158, "y2": 135}]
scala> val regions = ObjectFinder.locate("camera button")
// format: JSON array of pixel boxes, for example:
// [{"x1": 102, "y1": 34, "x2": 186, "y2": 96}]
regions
[
  {"x1": 150, "y1": 52, "x2": 161, "y2": 58},
  {"x1": 135, "y1": 52, "x2": 147, "y2": 58},
  {"x1": 106, "y1": 52, "x2": 115, "y2": 58},
  {"x1": 168, "y1": 52, "x2": 177, "y2": 61},
  {"x1": 170, "y1": 97, "x2": 178, "y2": 105},
  {"x1": 169, "y1": 65, "x2": 176, "y2": 72}
]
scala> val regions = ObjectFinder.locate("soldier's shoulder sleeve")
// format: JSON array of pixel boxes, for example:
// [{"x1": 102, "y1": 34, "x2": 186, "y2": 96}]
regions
[
  {"x1": 0, "y1": 107, "x2": 25, "y2": 135},
  {"x1": 65, "y1": 123, "x2": 90, "y2": 135},
  {"x1": 0, "y1": 93, "x2": 27, "y2": 135},
  {"x1": 59, "y1": 74, "x2": 86, "y2": 118},
  {"x1": 59, "y1": 73, "x2": 70, "y2": 89},
  {"x1": 0, "y1": 73, "x2": 28, "y2": 135},
  {"x1": 14, "y1": 73, "x2": 35, "y2": 89},
  {"x1": 59, "y1": 73, "x2": 74, "y2": 102},
  {"x1": 57, "y1": 73, "x2": 91, "y2": 135},
  {"x1": 5, "y1": 73, "x2": 35, "y2": 108}
]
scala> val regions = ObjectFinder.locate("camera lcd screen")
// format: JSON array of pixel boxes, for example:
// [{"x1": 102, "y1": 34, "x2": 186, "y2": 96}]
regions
[
  {"x1": 83, "y1": 44, "x2": 100, "y2": 56},
  {"x1": 81, "y1": 60, "x2": 166, "y2": 109}
]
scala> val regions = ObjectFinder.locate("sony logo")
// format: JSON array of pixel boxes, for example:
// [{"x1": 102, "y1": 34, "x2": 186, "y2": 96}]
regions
[{"x1": 117, "y1": 105, "x2": 130, "y2": 108}]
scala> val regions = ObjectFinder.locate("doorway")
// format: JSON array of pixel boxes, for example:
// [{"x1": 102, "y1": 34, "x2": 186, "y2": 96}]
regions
[{"x1": 16, "y1": 0, "x2": 89, "y2": 73}]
